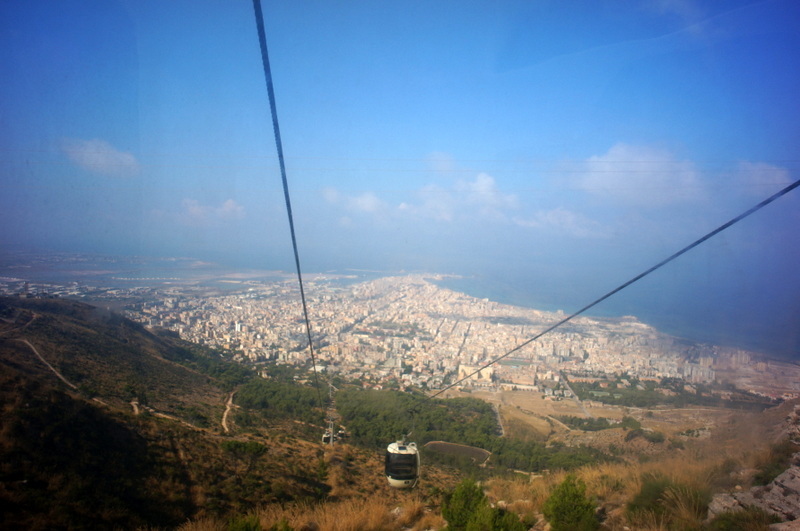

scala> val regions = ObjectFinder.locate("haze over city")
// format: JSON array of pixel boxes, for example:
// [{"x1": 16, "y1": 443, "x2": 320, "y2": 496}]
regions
[{"x1": 2, "y1": 0, "x2": 799, "y2": 357}]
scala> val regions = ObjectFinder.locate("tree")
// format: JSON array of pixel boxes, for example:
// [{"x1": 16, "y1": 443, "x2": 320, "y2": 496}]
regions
[
  {"x1": 442, "y1": 479, "x2": 486, "y2": 530},
  {"x1": 465, "y1": 504, "x2": 527, "y2": 531},
  {"x1": 442, "y1": 479, "x2": 527, "y2": 531},
  {"x1": 542, "y1": 475, "x2": 599, "y2": 531},
  {"x1": 221, "y1": 440, "x2": 267, "y2": 476}
]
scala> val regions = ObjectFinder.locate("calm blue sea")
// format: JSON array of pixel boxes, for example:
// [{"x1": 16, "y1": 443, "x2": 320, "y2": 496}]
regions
[{"x1": 433, "y1": 274, "x2": 798, "y2": 360}]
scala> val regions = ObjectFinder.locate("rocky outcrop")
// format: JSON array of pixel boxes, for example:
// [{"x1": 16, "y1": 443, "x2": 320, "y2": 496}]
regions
[
  {"x1": 708, "y1": 455, "x2": 800, "y2": 525},
  {"x1": 708, "y1": 404, "x2": 800, "y2": 526},
  {"x1": 784, "y1": 404, "x2": 800, "y2": 444}
]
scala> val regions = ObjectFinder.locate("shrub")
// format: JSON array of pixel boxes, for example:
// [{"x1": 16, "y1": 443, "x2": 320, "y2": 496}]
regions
[
  {"x1": 465, "y1": 504, "x2": 527, "y2": 531},
  {"x1": 644, "y1": 430, "x2": 666, "y2": 443},
  {"x1": 228, "y1": 514, "x2": 261, "y2": 531},
  {"x1": 268, "y1": 518, "x2": 293, "y2": 531},
  {"x1": 443, "y1": 479, "x2": 527, "y2": 531},
  {"x1": 627, "y1": 473, "x2": 711, "y2": 529},
  {"x1": 620, "y1": 415, "x2": 641, "y2": 429},
  {"x1": 627, "y1": 473, "x2": 673, "y2": 518},
  {"x1": 707, "y1": 506, "x2": 780, "y2": 530},
  {"x1": 542, "y1": 474, "x2": 599, "y2": 531},
  {"x1": 442, "y1": 479, "x2": 486, "y2": 530},
  {"x1": 753, "y1": 440, "x2": 798, "y2": 486},
  {"x1": 625, "y1": 428, "x2": 644, "y2": 442}
]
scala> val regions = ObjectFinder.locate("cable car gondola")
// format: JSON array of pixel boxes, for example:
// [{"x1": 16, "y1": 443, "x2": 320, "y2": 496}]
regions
[{"x1": 385, "y1": 440, "x2": 419, "y2": 488}]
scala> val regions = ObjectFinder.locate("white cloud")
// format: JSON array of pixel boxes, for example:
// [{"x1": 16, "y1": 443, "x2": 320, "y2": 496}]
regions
[
  {"x1": 735, "y1": 161, "x2": 791, "y2": 196},
  {"x1": 180, "y1": 198, "x2": 245, "y2": 226},
  {"x1": 575, "y1": 143, "x2": 704, "y2": 205},
  {"x1": 406, "y1": 173, "x2": 518, "y2": 222},
  {"x1": 457, "y1": 173, "x2": 518, "y2": 214},
  {"x1": 324, "y1": 173, "x2": 517, "y2": 224},
  {"x1": 61, "y1": 138, "x2": 140, "y2": 178},
  {"x1": 218, "y1": 198, "x2": 246, "y2": 219},
  {"x1": 349, "y1": 192, "x2": 384, "y2": 213},
  {"x1": 323, "y1": 188, "x2": 387, "y2": 214},
  {"x1": 514, "y1": 208, "x2": 607, "y2": 239}
]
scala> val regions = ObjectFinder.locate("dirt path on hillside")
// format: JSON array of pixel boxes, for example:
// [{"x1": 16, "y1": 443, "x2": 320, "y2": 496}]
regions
[
  {"x1": 0, "y1": 311, "x2": 38, "y2": 336},
  {"x1": 222, "y1": 391, "x2": 236, "y2": 433},
  {"x1": 16, "y1": 338, "x2": 78, "y2": 390}
]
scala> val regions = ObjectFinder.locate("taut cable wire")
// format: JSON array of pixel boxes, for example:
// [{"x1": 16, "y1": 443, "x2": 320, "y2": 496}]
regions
[
  {"x1": 428, "y1": 178, "x2": 800, "y2": 400},
  {"x1": 253, "y1": 0, "x2": 323, "y2": 405}
]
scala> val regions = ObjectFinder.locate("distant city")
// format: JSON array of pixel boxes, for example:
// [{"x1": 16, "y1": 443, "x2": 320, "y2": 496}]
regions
[{"x1": 2, "y1": 251, "x2": 798, "y2": 400}]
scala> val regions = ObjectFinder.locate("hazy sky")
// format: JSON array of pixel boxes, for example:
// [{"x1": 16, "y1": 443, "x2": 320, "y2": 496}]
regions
[{"x1": 2, "y1": 1, "x2": 799, "y2": 356}]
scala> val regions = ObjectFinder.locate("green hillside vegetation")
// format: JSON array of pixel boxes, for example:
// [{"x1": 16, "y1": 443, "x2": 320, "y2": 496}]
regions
[
  {"x1": 0, "y1": 296, "x2": 227, "y2": 417},
  {"x1": 236, "y1": 378, "x2": 324, "y2": 426},
  {"x1": 570, "y1": 375, "x2": 778, "y2": 410},
  {"x1": 2, "y1": 296, "x2": 798, "y2": 530},
  {"x1": 338, "y1": 388, "x2": 612, "y2": 474},
  {"x1": 0, "y1": 297, "x2": 343, "y2": 528}
]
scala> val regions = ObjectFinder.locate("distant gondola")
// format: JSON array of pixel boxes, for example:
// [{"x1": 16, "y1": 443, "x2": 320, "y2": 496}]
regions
[{"x1": 385, "y1": 440, "x2": 419, "y2": 488}]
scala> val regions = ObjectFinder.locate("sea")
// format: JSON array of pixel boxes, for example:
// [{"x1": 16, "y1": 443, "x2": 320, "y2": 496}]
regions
[{"x1": 2, "y1": 249, "x2": 796, "y2": 360}]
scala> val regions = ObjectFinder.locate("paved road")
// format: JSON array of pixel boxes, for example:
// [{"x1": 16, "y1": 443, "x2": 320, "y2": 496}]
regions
[{"x1": 560, "y1": 372, "x2": 592, "y2": 418}]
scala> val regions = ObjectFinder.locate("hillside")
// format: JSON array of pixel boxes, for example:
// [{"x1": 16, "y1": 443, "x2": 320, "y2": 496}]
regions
[
  {"x1": 0, "y1": 296, "x2": 464, "y2": 529},
  {"x1": 2, "y1": 296, "x2": 799, "y2": 530},
  {"x1": 0, "y1": 296, "x2": 225, "y2": 414}
]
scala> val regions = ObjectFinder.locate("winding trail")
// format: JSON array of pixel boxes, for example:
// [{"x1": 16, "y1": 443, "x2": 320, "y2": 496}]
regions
[
  {"x1": 0, "y1": 311, "x2": 38, "y2": 337},
  {"x1": 222, "y1": 391, "x2": 236, "y2": 433},
  {"x1": 16, "y1": 338, "x2": 77, "y2": 390},
  {"x1": 5, "y1": 313, "x2": 216, "y2": 433}
]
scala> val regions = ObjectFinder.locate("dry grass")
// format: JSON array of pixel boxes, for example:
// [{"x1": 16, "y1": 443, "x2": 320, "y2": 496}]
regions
[
  {"x1": 177, "y1": 495, "x2": 418, "y2": 531},
  {"x1": 249, "y1": 494, "x2": 442, "y2": 531},
  {"x1": 500, "y1": 404, "x2": 554, "y2": 441},
  {"x1": 256, "y1": 499, "x2": 389, "y2": 530},
  {"x1": 393, "y1": 495, "x2": 426, "y2": 527},
  {"x1": 482, "y1": 451, "x2": 737, "y2": 530},
  {"x1": 176, "y1": 441, "x2": 776, "y2": 531},
  {"x1": 485, "y1": 475, "x2": 547, "y2": 523},
  {"x1": 176, "y1": 517, "x2": 227, "y2": 531},
  {"x1": 411, "y1": 511, "x2": 447, "y2": 531},
  {"x1": 178, "y1": 399, "x2": 800, "y2": 531}
]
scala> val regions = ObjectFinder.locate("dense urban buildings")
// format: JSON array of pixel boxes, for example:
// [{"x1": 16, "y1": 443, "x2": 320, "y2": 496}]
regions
[{"x1": 3, "y1": 270, "x2": 797, "y2": 399}]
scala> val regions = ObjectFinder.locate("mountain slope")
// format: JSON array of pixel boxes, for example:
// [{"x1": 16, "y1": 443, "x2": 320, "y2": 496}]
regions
[
  {"x1": 0, "y1": 296, "x2": 225, "y2": 418},
  {"x1": 0, "y1": 297, "x2": 365, "y2": 528}
]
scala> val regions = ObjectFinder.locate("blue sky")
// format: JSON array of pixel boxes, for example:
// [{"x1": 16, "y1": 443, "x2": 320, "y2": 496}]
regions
[{"x1": 2, "y1": 1, "x2": 799, "y2": 357}]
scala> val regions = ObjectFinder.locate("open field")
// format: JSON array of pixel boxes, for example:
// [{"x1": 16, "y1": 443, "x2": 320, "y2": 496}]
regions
[{"x1": 460, "y1": 389, "x2": 743, "y2": 451}]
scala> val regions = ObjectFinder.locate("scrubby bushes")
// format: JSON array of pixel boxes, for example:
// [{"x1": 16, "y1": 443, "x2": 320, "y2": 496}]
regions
[
  {"x1": 707, "y1": 506, "x2": 780, "y2": 530},
  {"x1": 236, "y1": 379, "x2": 324, "y2": 424},
  {"x1": 542, "y1": 474, "x2": 599, "y2": 531},
  {"x1": 442, "y1": 479, "x2": 527, "y2": 531},
  {"x1": 626, "y1": 472, "x2": 711, "y2": 529},
  {"x1": 625, "y1": 428, "x2": 666, "y2": 443},
  {"x1": 338, "y1": 389, "x2": 612, "y2": 474},
  {"x1": 752, "y1": 439, "x2": 799, "y2": 486}
]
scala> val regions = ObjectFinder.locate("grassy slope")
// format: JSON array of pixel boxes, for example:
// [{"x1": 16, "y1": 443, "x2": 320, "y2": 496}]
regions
[
  {"x1": 0, "y1": 297, "x2": 416, "y2": 528},
  {"x1": 2, "y1": 296, "x2": 796, "y2": 530}
]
